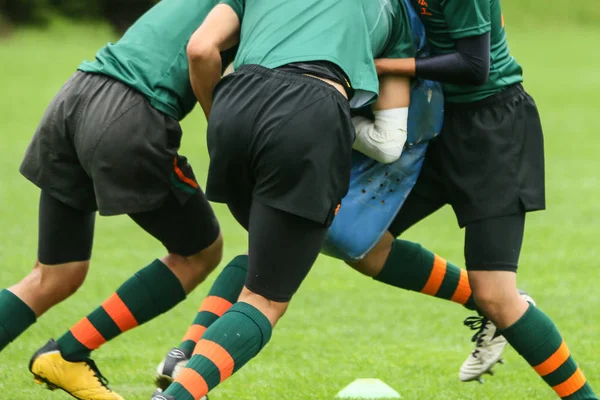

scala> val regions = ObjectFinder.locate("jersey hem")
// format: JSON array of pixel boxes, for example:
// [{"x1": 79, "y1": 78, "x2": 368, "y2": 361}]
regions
[
  {"x1": 235, "y1": 55, "x2": 378, "y2": 104},
  {"x1": 448, "y1": 22, "x2": 491, "y2": 39}
]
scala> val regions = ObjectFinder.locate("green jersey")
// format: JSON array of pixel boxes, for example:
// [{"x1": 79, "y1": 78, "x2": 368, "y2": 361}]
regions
[
  {"x1": 79, "y1": 0, "x2": 220, "y2": 121},
  {"x1": 364, "y1": 0, "x2": 416, "y2": 61},
  {"x1": 222, "y1": 0, "x2": 387, "y2": 107},
  {"x1": 411, "y1": 0, "x2": 523, "y2": 103}
]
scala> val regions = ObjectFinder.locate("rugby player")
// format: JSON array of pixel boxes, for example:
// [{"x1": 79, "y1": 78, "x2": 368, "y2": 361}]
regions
[
  {"x1": 152, "y1": 0, "x2": 520, "y2": 391},
  {"x1": 0, "y1": 1, "x2": 237, "y2": 399},
  {"x1": 359, "y1": 0, "x2": 598, "y2": 398},
  {"x1": 150, "y1": 0, "x2": 416, "y2": 399}
]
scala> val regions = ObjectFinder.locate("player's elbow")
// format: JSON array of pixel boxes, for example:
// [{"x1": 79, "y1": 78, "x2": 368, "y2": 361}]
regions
[
  {"x1": 469, "y1": 69, "x2": 489, "y2": 86},
  {"x1": 376, "y1": 147, "x2": 403, "y2": 164},
  {"x1": 187, "y1": 38, "x2": 218, "y2": 65},
  {"x1": 467, "y1": 61, "x2": 490, "y2": 86}
]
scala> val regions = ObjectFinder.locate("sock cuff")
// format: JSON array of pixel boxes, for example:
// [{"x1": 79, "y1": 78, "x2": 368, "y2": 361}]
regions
[
  {"x1": 227, "y1": 302, "x2": 272, "y2": 349},
  {"x1": 499, "y1": 303, "x2": 558, "y2": 355},
  {"x1": 227, "y1": 255, "x2": 249, "y2": 272},
  {"x1": 135, "y1": 260, "x2": 187, "y2": 311},
  {"x1": 0, "y1": 289, "x2": 36, "y2": 337}
]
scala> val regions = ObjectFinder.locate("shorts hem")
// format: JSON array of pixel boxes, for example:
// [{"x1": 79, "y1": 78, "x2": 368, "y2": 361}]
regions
[
  {"x1": 21, "y1": 172, "x2": 97, "y2": 213},
  {"x1": 103, "y1": 194, "x2": 172, "y2": 217},
  {"x1": 245, "y1": 281, "x2": 293, "y2": 303},
  {"x1": 253, "y1": 195, "x2": 330, "y2": 226},
  {"x1": 465, "y1": 262, "x2": 518, "y2": 273},
  {"x1": 456, "y1": 204, "x2": 545, "y2": 228}
]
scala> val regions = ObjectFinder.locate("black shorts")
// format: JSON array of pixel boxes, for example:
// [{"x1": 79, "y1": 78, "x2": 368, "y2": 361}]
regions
[
  {"x1": 387, "y1": 84, "x2": 544, "y2": 272},
  {"x1": 39, "y1": 189, "x2": 220, "y2": 263},
  {"x1": 20, "y1": 71, "x2": 202, "y2": 216},
  {"x1": 206, "y1": 65, "x2": 355, "y2": 226},
  {"x1": 392, "y1": 83, "x2": 546, "y2": 229}
]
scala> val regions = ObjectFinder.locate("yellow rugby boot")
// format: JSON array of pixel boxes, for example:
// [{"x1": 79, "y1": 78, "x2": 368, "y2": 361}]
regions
[{"x1": 29, "y1": 339, "x2": 123, "y2": 400}]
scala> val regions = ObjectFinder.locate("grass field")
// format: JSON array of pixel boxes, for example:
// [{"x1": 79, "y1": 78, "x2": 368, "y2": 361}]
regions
[{"x1": 0, "y1": 13, "x2": 599, "y2": 400}]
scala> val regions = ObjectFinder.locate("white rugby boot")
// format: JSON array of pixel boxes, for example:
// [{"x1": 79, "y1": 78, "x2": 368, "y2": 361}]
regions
[
  {"x1": 154, "y1": 349, "x2": 208, "y2": 399},
  {"x1": 459, "y1": 291, "x2": 536, "y2": 383}
]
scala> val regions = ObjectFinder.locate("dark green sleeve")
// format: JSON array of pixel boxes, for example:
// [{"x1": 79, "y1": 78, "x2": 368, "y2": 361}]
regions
[
  {"x1": 219, "y1": 0, "x2": 244, "y2": 21},
  {"x1": 382, "y1": 2, "x2": 416, "y2": 59},
  {"x1": 441, "y1": 0, "x2": 491, "y2": 39}
]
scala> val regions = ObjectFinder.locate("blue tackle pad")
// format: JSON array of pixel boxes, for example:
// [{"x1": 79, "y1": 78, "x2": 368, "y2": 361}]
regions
[{"x1": 321, "y1": 0, "x2": 445, "y2": 261}]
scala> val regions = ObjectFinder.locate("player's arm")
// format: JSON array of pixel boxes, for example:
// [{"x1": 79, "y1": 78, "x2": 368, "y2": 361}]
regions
[
  {"x1": 352, "y1": 6, "x2": 414, "y2": 165},
  {"x1": 187, "y1": 3, "x2": 241, "y2": 118},
  {"x1": 376, "y1": 0, "x2": 492, "y2": 86},
  {"x1": 375, "y1": 33, "x2": 490, "y2": 86},
  {"x1": 352, "y1": 75, "x2": 411, "y2": 164}
]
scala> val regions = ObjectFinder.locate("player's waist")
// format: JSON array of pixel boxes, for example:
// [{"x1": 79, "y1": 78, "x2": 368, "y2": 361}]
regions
[
  {"x1": 234, "y1": 64, "x2": 350, "y2": 103},
  {"x1": 444, "y1": 83, "x2": 525, "y2": 111},
  {"x1": 276, "y1": 61, "x2": 352, "y2": 99}
]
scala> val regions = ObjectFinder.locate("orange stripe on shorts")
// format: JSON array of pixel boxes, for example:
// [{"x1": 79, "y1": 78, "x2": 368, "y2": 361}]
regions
[
  {"x1": 199, "y1": 296, "x2": 233, "y2": 317},
  {"x1": 182, "y1": 324, "x2": 208, "y2": 343},
  {"x1": 553, "y1": 368, "x2": 587, "y2": 398},
  {"x1": 175, "y1": 367, "x2": 209, "y2": 399},
  {"x1": 450, "y1": 268, "x2": 471, "y2": 305},
  {"x1": 534, "y1": 340, "x2": 570, "y2": 376},
  {"x1": 102, "y1": 293, "x2": 139, "y2": 332},
  {"x1": 70, "y1": 318, "x2": 106, "y2": 350},
  {"x1": 174, "y1": 158, "x2": 199, "y2": 188},
  {"x1": 421, "y1": 255, "x2": 447, "y2": 296},
  {"x1": 193, "y1": 339, "x2": 235, "y2": 382}
]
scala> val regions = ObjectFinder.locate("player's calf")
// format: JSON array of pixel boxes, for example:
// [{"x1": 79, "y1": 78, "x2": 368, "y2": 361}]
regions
[
  {"x1": 10, "y1": 260, "x2": 89, "y2": 317},
  {"x1": 155, "y1": 255, "x2": 248, "y2": 390},
  {"x1": 459, "y1": 292, "x2": 536, "y2": 383},
  {"x1": 0, "y1": 260, "x2": 88, "y2": 352}
]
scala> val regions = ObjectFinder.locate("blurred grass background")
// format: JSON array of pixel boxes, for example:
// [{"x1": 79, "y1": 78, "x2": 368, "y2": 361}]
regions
[{"x1": 0, "y1": 1, "x2": 599, "y2": 399}]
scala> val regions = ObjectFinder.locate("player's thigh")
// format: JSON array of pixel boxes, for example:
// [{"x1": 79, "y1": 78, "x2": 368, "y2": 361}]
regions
[
  {"x1": 129, "y1": 189, "x2": 220, "y2": 258},
  {"x1": 464, "y1": 210, "x2": 525, "y2": 272},
  {"x1": 38, "y1": 190, "x2": 96, "y2": 265},
  {"x1": 245, "y1": 201, "x2": 328, "y2": 304}
]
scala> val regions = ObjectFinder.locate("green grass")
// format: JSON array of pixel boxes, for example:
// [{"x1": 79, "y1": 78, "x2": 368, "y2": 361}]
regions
[{"x1": 1, "y1": 18, "x2": 600, "y2": 400}]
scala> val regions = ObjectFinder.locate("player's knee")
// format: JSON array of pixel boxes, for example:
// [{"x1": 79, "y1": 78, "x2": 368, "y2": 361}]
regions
[
  {"x1": 187, "y1": 233, "x2": 223, "y2": 274},
  {"x1": 345, "y1": 235, "x2": 393, "y2": 277},
  {"x1": 238, "y1": 287, "x2": 288, "y2": 327},
  {"x1": 35, "y1": 260, "x2": 89, "y2": 303},
  {"x1": 472, "y1": 288, "x2": 521, "y2": 323},
  {"x1": 346, "y1": 259, "x2": 378, "y2": 277},
  {"x1": 164, "y1": 233, "x2": 224, "y2": 293}
]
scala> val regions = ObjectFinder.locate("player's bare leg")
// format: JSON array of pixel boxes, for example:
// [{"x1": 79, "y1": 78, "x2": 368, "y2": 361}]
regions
[
  {"x1": 470, "y1": 270, "x2": 596, "y2": 398},
  {"x1": 347, "y1": 230, "x2": 539, "y2": 382}
]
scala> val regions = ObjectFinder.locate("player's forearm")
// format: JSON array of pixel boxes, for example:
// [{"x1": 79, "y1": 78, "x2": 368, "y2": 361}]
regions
[
  {"x1": 374, "y1": 58, "x2": 416, "y2": 77},
  {"x1": 188, "y1": 44, "x2": 223, "y2": 119}
]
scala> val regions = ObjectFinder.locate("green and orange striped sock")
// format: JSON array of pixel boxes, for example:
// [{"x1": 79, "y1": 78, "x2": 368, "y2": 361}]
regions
[
  {"x1": 500, "y1": 304, "x2": 597, "y2": 399},
  {"x1": 177, "y1": 255, "x2": 248, "y2": 356},
  {"x1": 164, "y1": 302, "x2": 272, "y2": 400},
  {"x1": 0, "y1": 289, "x2": 37, "y2": 352},
  {"x1": 57, "y1": 260, "x2": 186, "y2": 361},
  {"x1": 375, "y1": 239, "x2": 476, "y2": 310}
]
